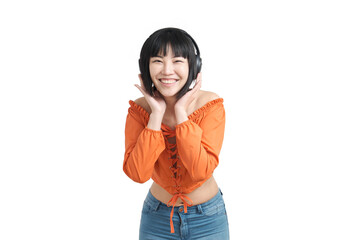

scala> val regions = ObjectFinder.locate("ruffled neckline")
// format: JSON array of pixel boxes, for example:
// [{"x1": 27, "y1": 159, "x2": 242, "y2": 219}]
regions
[{"x1": 128, "y1": 98, "x2": 224, "y2": 127}]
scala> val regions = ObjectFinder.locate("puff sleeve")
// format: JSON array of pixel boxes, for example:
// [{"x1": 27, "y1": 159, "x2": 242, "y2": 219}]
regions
[
  {"x1": 123, "y1": 103, "x2": 166, "y2": 183},
  {"x1": 175, "y1": 101, "x2": 225, "y2": 182}
]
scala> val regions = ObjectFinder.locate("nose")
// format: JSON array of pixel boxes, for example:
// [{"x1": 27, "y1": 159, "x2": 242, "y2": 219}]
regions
[{"x1": 161, "y1": 61, "x2": 174, "y2": 75}]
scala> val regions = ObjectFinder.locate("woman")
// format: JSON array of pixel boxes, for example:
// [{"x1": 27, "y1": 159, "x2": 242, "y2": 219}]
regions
[{"x1": 123, "y1": 27, "x2": 229, "y2": 239}]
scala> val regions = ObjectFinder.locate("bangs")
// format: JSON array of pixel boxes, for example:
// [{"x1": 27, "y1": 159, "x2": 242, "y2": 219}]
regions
[{"x1": 149, "y1": 31, "x2": 195, "y2": 58}]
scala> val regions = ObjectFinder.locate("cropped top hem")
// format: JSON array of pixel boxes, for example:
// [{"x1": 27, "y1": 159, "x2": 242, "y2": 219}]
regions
[{"x1": 152, "y1": 173, "x2": 213, "y2": 195}]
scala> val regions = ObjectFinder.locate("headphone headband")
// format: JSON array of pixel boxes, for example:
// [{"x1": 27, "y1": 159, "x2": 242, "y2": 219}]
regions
[
  {"x1": 181, "y1": 29, "x2": 202, "y2": 76},
  {"x1": 182, "y1": 30, "x2": 200, "y2": 56}
]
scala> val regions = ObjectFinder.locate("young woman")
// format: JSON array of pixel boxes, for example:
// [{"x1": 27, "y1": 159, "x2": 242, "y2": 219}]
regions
[{"x1": 123, "y1": 27, "x2": 229, "y2": 239}]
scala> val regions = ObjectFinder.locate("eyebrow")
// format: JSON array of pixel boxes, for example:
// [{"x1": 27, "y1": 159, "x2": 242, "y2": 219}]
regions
[{"x1": 152, "y1": 55, "x2": 185, "y2": 58}]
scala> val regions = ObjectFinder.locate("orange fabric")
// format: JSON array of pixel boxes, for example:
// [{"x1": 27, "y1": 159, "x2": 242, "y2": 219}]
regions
[{"x1": 123, "y1": 98, "x2": 225, "y2": 233}]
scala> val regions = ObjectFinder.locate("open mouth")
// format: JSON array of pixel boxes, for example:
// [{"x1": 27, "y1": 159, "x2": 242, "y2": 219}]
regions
[
  {"x1": 159, "y1": 78, "x2": 179, "y2": 86},
  {"x1": 159, "y1": 78, "x2": 178, "y2": 84}
]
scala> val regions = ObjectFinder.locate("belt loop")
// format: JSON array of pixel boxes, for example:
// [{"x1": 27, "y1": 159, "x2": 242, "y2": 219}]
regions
[
  {"x1": 219, "y1": 188, "x2": 223, "y2": 196},
  {"x1": 153, "y1": 201, "x2": 161, "y2": 211},
  {"x1": 197, "y1": 204, "x2": 203, "y2": 214}
]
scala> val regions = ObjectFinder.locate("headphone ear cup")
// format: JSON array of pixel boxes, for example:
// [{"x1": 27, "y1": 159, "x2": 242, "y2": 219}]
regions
[
  {"x1": 195, "y1": 56, "x2": 202, "y2": 78},
  {"x1": 197, "y1": 56, "x2": 202, "y2": 74}
]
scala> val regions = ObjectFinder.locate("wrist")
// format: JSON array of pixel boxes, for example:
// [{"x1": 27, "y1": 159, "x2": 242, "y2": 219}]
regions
[
  {"x1": 148, "y1": 112, "x2": 164, "y2": 131},
  {"x1": 174, "y1": 106, "x2": 186, "y2": 115},
  {"x1": 151, "y1": 109, "x2": 165, "y2": 116},
  {"x1": 175, "y1": 109, "x2": 188, "y2": 125}
]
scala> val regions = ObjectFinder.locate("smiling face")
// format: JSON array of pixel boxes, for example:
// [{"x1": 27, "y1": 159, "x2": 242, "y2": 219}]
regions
[
  {"x1": 149, "y1": 45, "x2": 189, "y2": 99},
  {"x1": 139, "y1": 28, "x2": 198, "y2": 99}
]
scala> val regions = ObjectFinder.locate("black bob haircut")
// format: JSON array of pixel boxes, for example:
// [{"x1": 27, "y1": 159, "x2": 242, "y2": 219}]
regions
[{"x1": 138, "y1": 27, "x2": 202, "y2": 99}]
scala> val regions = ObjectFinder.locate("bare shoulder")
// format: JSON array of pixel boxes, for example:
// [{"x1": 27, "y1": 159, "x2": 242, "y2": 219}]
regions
[
  {"x1": 134, "y1": 97, "x2": 151, "y2": 113},
  {"x1": 196, "y1": 90, "x2": 221, "y2": 108}
]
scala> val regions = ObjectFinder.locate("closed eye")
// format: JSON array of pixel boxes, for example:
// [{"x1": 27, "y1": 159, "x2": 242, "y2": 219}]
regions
[{"x1": 173, "y1": 56, "x2": 186, "y2": 63}]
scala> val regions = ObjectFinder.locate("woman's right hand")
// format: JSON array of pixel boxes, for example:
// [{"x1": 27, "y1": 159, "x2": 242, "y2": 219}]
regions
[{"x1": 134, "y1": 74, "x2": 166, "y2": 115}]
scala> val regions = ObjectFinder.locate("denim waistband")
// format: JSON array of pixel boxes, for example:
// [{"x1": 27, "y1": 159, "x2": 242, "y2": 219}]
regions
[{"x1": 143, "y1": 188, "x2": 224, "y2": 214}]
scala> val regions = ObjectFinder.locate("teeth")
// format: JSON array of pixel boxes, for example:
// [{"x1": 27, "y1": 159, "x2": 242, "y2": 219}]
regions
[{"x1": 160, "y1": 79, "x2": 177, "y2": 83}]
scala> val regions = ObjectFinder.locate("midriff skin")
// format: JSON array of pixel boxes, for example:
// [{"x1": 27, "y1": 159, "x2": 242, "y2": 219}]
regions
[{"x1": 150, "y1": 176, "x2": 219, "y2": 206}]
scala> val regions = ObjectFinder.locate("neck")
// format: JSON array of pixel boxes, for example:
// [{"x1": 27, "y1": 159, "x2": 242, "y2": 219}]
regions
[{"x1": 163, "y1": 95, "x2": 177, "y2": 111}]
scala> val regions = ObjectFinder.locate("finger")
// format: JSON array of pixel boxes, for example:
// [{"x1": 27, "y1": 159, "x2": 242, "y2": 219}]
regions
[
  {"x1": 134, "y1": 84, "x2": 148, "y2": 96},
  {"x1": 193, "y1": 80, "x2": 202, "y2": 93},
  {"x1": 138, "y1": 74, "x2": 144, "y2": 87},
  {"x1": 184, "y1": 80, "x2": 201, "y2": 98},
  {"x1": 197, "y1": 74, "x2": 202, "y2": 85},
  {"x1": 193, "y1": 73, "x2": 202, "y2": 90}
]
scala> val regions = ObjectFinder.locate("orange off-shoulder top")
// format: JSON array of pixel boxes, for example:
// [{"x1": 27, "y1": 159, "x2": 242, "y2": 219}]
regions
[{"x1": 123, "y1": 98, "x2": 225, "y2": 233}]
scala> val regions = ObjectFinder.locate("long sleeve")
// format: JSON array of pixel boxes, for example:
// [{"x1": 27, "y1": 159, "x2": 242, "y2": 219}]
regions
[
  {"x1": 123, "y1": 106, "x2": 166, "y2": 183},
  {"x1": 175, "y1": 102, "x2": 225, "y2": 182}
]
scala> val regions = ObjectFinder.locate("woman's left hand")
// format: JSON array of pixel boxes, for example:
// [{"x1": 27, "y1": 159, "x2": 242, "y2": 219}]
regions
[{"x1": 174, "y1": 73, "x2": 202, "y2": 124}]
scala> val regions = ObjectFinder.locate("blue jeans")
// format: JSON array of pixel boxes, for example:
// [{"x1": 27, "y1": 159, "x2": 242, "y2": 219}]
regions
[{"x1": 139, "y1": 189, "x2": 229, "y2": 240}]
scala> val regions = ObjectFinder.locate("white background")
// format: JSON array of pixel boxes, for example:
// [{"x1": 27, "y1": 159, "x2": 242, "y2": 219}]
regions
[{"x1": 1, "y1": 0, "x2": 359, "y2": 239}]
